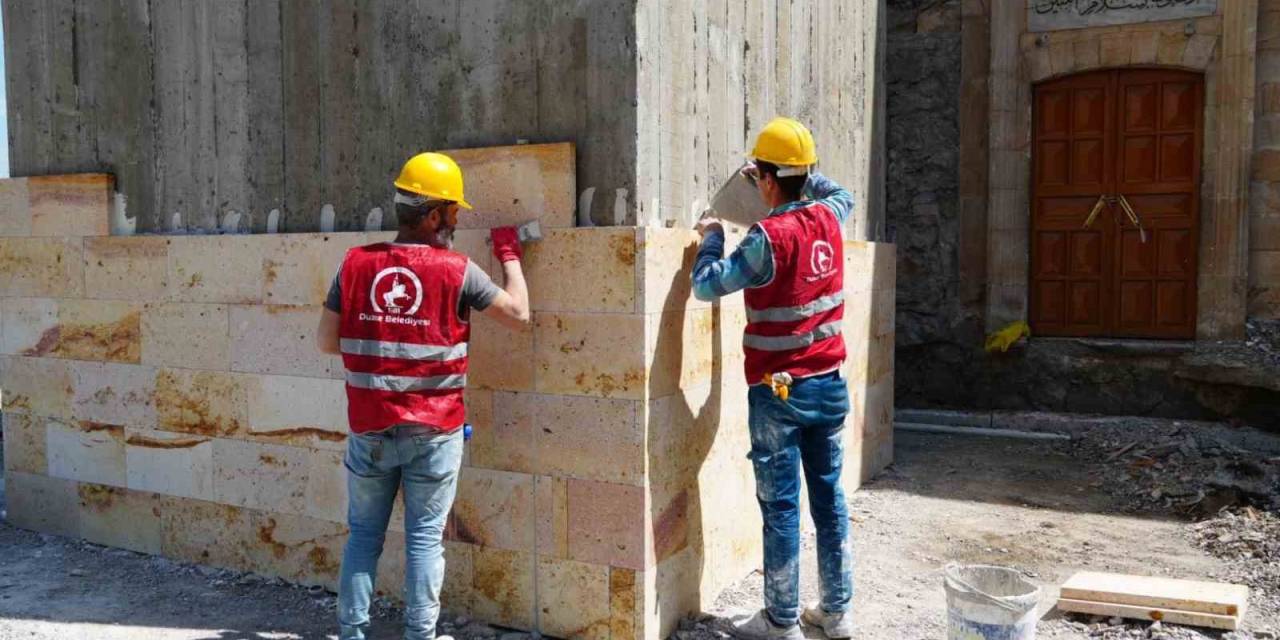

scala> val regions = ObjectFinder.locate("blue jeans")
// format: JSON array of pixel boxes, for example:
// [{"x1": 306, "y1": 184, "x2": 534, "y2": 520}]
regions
[
  {"x1": 338, "y1": 426, "x2": 464, "y2": 640},
  {"x1": 747, "y1": 371, "x2": 853, "y2": 626}
]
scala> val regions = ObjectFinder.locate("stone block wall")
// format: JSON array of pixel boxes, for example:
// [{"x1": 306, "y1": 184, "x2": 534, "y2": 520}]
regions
[
  {"x1": 1, "y1": 170, "x2": 895, "y2": 639},
  {"x1": 1253, "y1": 0, "x2": 1280, "y2": 320}
]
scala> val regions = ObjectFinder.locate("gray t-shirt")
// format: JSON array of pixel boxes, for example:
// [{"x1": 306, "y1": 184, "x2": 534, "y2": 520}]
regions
[{"x1": 324, "y1": 257, "x2": 502, "y2": 319}]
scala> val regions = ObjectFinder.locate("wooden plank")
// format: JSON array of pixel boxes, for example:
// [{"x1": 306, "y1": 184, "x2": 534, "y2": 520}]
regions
[
  {"x1": 1057, "y1": 598, "x2": 1240, "y2": 631},
  {"x1": 1060, "y1": 571, "x2": 1249, "y2": 618}
]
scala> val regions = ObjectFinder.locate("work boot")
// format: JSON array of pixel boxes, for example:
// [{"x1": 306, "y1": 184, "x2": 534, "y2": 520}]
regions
[
  {"x1": 731, "y1": 610, "x2": 804, "y2": 640},
  {"x1": 801, "y1": 605, "x2": 853, "y2": 639}
]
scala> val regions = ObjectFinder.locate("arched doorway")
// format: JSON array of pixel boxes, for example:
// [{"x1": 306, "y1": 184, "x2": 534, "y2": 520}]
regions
[{"x1": 1030, "y1": 68, "x2": 1202, "y2": 339}]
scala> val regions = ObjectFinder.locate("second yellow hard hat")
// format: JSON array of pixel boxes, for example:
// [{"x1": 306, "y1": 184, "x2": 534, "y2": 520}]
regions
[
  {"x1": 749, "y1": 117, "x2": 818, "y2": 168},
  {"x1": 394, "y1": 152, "x2": 472, "y2": 209}
]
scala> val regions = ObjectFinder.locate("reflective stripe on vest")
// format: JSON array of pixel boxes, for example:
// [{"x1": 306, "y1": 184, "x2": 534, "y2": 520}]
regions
[
  {"x1": 339, "y1": 338, "x2": 468, "y2": 361},
  {"x1": 742, "y1": 321, "x2": 843, "y2": 351},
  {"x1": 745, "y1": 291, "x2": 845, "y2": 323},
  {"x1": 346, "y1": 371, "x2": 468, "y2": 392}
]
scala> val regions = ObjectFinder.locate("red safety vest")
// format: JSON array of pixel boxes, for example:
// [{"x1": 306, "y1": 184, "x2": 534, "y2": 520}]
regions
[
  {"x1": 338, "y1": 243, "x2": 470, "y2": 434},
  {"x1": 742, "y1": 202, "x2": 847, "y2": 384}
]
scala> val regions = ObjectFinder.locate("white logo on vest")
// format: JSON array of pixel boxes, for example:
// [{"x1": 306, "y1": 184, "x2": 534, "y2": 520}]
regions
[
  {"x1": 361, "y1": 267, "x2": 430, "y2": 327},
  {"x1": 809, "y1": 240, "x2": 836, "y2": 280}
]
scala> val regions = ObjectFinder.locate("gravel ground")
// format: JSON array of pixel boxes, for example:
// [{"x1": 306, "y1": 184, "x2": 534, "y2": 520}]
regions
[{"x1": 2, "y1": 416, "x2": 1278, "y2": 639}]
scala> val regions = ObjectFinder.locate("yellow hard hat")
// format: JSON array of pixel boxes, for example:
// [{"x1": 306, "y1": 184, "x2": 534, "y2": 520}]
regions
[
  {"x1": 749, "y1": 117, "x2": 818, "y2": 169},
  {"x1": 394, "y1": 152, "x2": 472, "y2": 209}
]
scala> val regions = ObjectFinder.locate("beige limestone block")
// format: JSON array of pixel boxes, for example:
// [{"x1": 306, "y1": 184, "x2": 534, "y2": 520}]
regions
[
  {"x1": 0, "y1": 356, "x2": 75, "y2": 417},
  {"x1": 470, "y1": 390, "x2": 537, "y2": 474},
  {"x1": 647, "y1": 308, "x2": 715, "y2": 398},
  {"x1": 1073, "y1": 38, "x2": 1100, "y2": 71},
  {"x1": 1253, "y1": 215, "x2": 1280, "y2": 251},
  {"x1": 141, "y1": 303, "x2": 230, "y2": 370},
  {"x1": 305, "y1": 448, "x2": 347, "y2": 524},
  {"x1": 27, "y1": 174, "x2": 111, "y2": 237},
  {"x1": 262, "y1": 233, "x2": 366, "y2": 306},
  {"x1": 124, "y1": 428, "x2": 215, "y2": 501},
  {"x1": 524, "y1": 228, "x2": 637, "y2": 314},
  {"x1": 609, "y1": 568, "x2": 640, "y2": 640},
  {"x1": 1099, "y1": 34, "x2": 1131, "y2": 67},
  {"x1": 470, "y1": 546, "x2": 536, "y2": 630},
  {"x1": 535, "y1": 475, "x2": 569, "y2": 559},
  {"x1": 247, "y1": 511, "x2": 348, "y2": 587},
  {"x1": 167, "y1": 235, "x2": 269, "y2": 304},
  {"x1": 1157, "y1": 33, "x2": 1189, "y2": 65},
  {"x1": 567, "y1": 479, "x2": 644, "y2": 570},
  {"x1": 2, "y1": 413, "x2": 47, "y2": 474},
  {"x1": 211, "y1": 438, "x2": 310, "y2": 515},
  {"x1": 229, "y1": 304, "x2": 341, "y2": 378},
  {"x1": 71, "y1": 361, "x2": 156, "y2": 427},
  {"x1": 869, "y1": 333, "x2": 895, "y2": 385},
  {"x1": 474, "y1": 392, "x2": 641, "y2": 485},
  {"x1": 654, "y1": 547, "x2": 702, "y2": 637},
  {"x1": 536, "y1": 557, "x2": 612, "y2": 640},
  {"x1": 445, "y1": 143, "x2": 576, "y2": 230},
  {"x1": 46, "y1": 419, "x2": 126, "y2": 487},
  {"x1": 83, "y1": 237, "x2": 169, "y2": 301},
  {"x1": 5, "y1": 471, "x2": 80, "y2": 537},
  {"x1": 1183, "y1": 34, "x2": 1218, "y2": 68},
  {"x1": 640, "y1": 227, "x2": 710, "y2": 314},
  {"x1": 469, "y1": 310, "x2": 536, "y2": 392},
  {"x1": 452, "y1": 467, "x2": 535, "y2": 551},
  {"x1": 1027, "y1": 46, "x2": 1053, "y2": 83},
  {"x1": 46, "y1": 299, "x2": 142, "y2": 363},
  {"x1": 154, "y1": 368, "x2": 249, "y2": 437},
  {"x1": 441, "y1": 541, "x2": 475, "y2": 614},
  {"x1": 461, "y1": 388, "x2": 492, "y2": 468},
  {"x1": 159, "y1": 495, "x2": 256, "y2": 569},
  {"x1": 0, "y1": 237, "x2": 85, "y2": 298},
  {"x1": 1048, "y1": 40, "x2": 1074, "y2": 77},
  {"x1": 0, "y1": 178, "x2": 31, "y2": 237},
  {"x1": 0, "y1": 297, "x2": 58, "y2": 356},
  {"x1": 243, "y1": 374, "x2": 347, "y2": 449},
  {"x1": 1131, "y1": 31, "x2": 1160, "y2": 64},
  {"x1": 534, "y1": 313, "x2": 646, "y2": 399},
  {"x1": 536, "y1": 394, "x2": 642, "y2": 485},
  {"x1": 77, "y1": 483, "x2": 162, "y2": 554}
]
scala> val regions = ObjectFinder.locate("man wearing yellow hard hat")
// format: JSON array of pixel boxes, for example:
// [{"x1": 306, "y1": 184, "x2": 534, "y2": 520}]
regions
[
  {"x1": 694, "y1": 118, "x2": 855, "y2": 640},
  {"x1": 315, "y1": 152, "x2": 531, "y2": 640}
]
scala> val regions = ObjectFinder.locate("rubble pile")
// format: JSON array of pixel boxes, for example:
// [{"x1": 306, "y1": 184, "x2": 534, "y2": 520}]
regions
[
  {"x1": 1072, "y1": 423, "x2": 1280, "y2": 516},
  {"x1": 1193, "y1": 507, "x2": 1280, "y2": 622}
]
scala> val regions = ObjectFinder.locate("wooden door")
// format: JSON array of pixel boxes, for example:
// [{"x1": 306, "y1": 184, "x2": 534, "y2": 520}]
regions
[{"x1": 1031, "y1": 69, "x2": 1201, "y2": 339}]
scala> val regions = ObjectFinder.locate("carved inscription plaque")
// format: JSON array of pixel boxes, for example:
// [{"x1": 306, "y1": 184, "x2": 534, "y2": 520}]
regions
[{"x1": 1028, "y1": 0, "x2": 1218, "y2": 32}]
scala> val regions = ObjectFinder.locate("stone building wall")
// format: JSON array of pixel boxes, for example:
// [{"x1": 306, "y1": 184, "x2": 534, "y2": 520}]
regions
[
  {"x1": 0, "y1": 160, "x2": 897, "y2": 639},
  {"x1": 885, "y1": 0, "x2": 964, "y2": 347},
  {"x1": 1253, "y1": 0, "x2": 1280, "y2": 320}
]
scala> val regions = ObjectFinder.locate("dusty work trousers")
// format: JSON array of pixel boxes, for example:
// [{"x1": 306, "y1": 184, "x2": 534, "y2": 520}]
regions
[
  {"x1": 338, "y1": 426, "x2": 464, "y2": 640},
  {"x1": 747, "y1": 370, "x2": 854, "y2": 626}
]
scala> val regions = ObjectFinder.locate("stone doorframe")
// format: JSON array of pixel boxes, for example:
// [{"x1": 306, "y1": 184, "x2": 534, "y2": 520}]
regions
[{"x1": 983, "y1": 2, "x2": 1256, "y2": 340}]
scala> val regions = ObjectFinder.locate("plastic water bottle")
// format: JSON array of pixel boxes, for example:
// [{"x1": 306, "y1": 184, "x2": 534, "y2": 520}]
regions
[{"x1": 463, "y1": 423, "x2": 472, "y2": 442}]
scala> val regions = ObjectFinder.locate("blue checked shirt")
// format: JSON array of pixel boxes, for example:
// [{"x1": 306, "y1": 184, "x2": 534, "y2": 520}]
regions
[{"x1": 692, "y1": 173, "x2": 854, "y2": 301}]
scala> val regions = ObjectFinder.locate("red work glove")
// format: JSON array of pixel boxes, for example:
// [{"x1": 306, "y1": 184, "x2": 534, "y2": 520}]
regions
[{"x1": 490, "y1": 226, "x2": 522, "y2": 263}]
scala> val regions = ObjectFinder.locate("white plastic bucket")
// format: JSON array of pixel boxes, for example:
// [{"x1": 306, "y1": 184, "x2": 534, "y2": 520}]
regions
[{"x1": 944, "y1": 564, "x2": 1042, "y2": 640}]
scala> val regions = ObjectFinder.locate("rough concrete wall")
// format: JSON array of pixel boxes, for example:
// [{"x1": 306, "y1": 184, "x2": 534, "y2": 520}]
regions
[
  {"x1": 632, "y1": 0, "x2": 885, "y2": 238},
  {"x1": 1252, "y1": 0, "x2": 1280, "y2": 319},
  {"x1": 2, "y1": 0, "x2": 637, "y2": 232},
  {"x1": 885, "y1": 0, "x2": 962, "y2": 347}
]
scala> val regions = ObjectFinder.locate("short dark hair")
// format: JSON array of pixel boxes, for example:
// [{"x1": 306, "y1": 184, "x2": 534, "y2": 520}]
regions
[
  {"x1": 755, "y1": 161, "x2": 806, "y2": 202},
  {"x1": 394, "y1": 189, "x2": 448, "y2": 229}
]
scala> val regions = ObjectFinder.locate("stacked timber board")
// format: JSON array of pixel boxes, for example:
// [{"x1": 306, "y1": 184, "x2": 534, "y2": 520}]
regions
[
  {"x1": 0, "y1": 145, "x2": 896, "y2": 640},
  {"x1": 1058, "y1": 571, "x2": 1249, "y2": 630}
]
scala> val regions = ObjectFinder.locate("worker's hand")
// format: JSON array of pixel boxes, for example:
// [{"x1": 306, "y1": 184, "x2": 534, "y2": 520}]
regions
[
  {"x1": 740, "y1": 162, "x2": 761, "y2": 185},
  {"x1": 490, "y1": 226, "x2": 522, "y2": 263},
  {"x1": 695, "y1": 216, "x2": 724, "y2": 238}
]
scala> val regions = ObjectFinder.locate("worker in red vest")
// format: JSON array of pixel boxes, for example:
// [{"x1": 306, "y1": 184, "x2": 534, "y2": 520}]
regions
[
  {"x1": 693, "y1": 118, "x2": 854, "y2": 640},
  {"x1": 316, "y1": 152, "x2": 530, "y2": 640}
]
